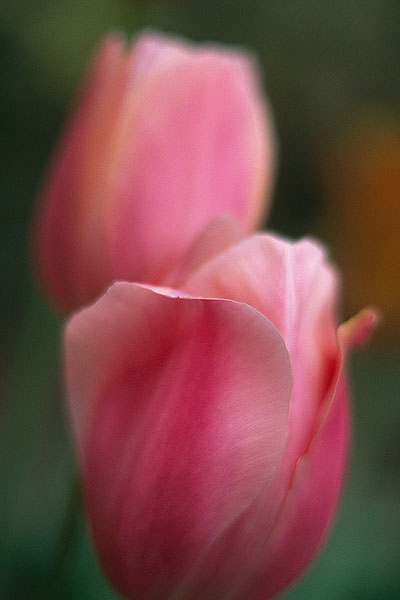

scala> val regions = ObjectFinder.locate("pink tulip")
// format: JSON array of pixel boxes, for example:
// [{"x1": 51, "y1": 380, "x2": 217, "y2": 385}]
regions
[
  {"x1": 65, "y1": 230, "x2": 377, "y2": 600},
  {"x1": 35, "y1": 31, "x2": 274, "y2": 312}
]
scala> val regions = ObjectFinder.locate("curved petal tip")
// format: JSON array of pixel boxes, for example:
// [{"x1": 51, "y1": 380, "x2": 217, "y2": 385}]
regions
[{"x1": 340, "y1": 306, "x2": 381, "y2": 348}]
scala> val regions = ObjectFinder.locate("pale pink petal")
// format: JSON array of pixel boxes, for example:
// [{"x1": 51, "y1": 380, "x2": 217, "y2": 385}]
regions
[
  {"x1": 106, "y1": 40, "x2": 274, "y2": 284},
  {"x1": 65, "y1": 282, "x2": 292, "y2": 600},
  {"x1": 127, "y1": 30, "x2": 195, "y2": 86},
  {"x1": 183, "y1": 233, "x2": 340, "y2": 469},
  {"x1": 167, "y1": 216, "x2": 243, "y2": 288}
]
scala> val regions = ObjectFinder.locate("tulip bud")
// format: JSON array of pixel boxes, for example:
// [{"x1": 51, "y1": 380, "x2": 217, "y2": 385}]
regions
[
  {"x1": 65, "y1": 231, "x2": 377, "y2": 600},
  {"x1": 35, "y1": 31, "x2": 275, "y2": 312}
]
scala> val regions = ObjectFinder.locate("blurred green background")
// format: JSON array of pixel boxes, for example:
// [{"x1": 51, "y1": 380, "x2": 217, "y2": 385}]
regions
[{"x1": 1, "y1": 1, "x2": 399, "y2": 598}]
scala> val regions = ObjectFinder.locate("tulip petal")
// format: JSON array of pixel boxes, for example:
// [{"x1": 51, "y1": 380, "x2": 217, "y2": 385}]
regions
[
  {"x1": 107, "y1": 35, "x2": 274, "y2": 284},
  {"x1": 184, "y1": 234, "x2": 339, "y2": 467},
  {"x1": 239, "y1": 302, "x2": 379, "y2": 600},
  {"x1": 241, "y1": 376, "x2": 349, "y2": 600},
  {"x1": 127, "y1": 30, "x2": 196, "y2": 86},
  {"x1": 167, "y1": 216, "x2": 243, "y2": 288},
  {"x1": 65, "y1": 282, "x2": 292, "y2": 600},
  {"x1": 35, "y1": 34, "x2": 129, "y2": 310},
  {"x1": 170, "y1": 373, "x2": 348, "y2": 600}
]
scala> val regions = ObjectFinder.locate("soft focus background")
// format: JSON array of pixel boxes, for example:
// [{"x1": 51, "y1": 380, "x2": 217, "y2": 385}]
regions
[{"x1": 1, "y1": 1, "x2": 399, "y2": 598}]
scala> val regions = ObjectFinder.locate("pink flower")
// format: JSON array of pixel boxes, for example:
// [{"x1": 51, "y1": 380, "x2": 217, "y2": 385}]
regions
[
  {"x1": 65, "y1": 227, "x2": 377, "y2": 600},
  {"x1": 34, "y1": 31, "x2": 274, "y2": 312}
]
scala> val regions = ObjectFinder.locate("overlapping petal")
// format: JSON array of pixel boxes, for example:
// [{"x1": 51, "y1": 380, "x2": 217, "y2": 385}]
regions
[
  {"x1": 183, "y1": 233, "x2": 339, "y2": 469},
  {"x1": 65, "y1": 282, "x2": 292, "y2": 600},
  {"x1": 243, "y1": 377, "x2": 349, "y2": 600}
]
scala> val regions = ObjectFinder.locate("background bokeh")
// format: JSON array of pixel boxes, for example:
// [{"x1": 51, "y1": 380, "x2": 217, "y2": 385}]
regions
[{"x1": 1, "y1": 1, "x2": 399, "y2": 598}]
